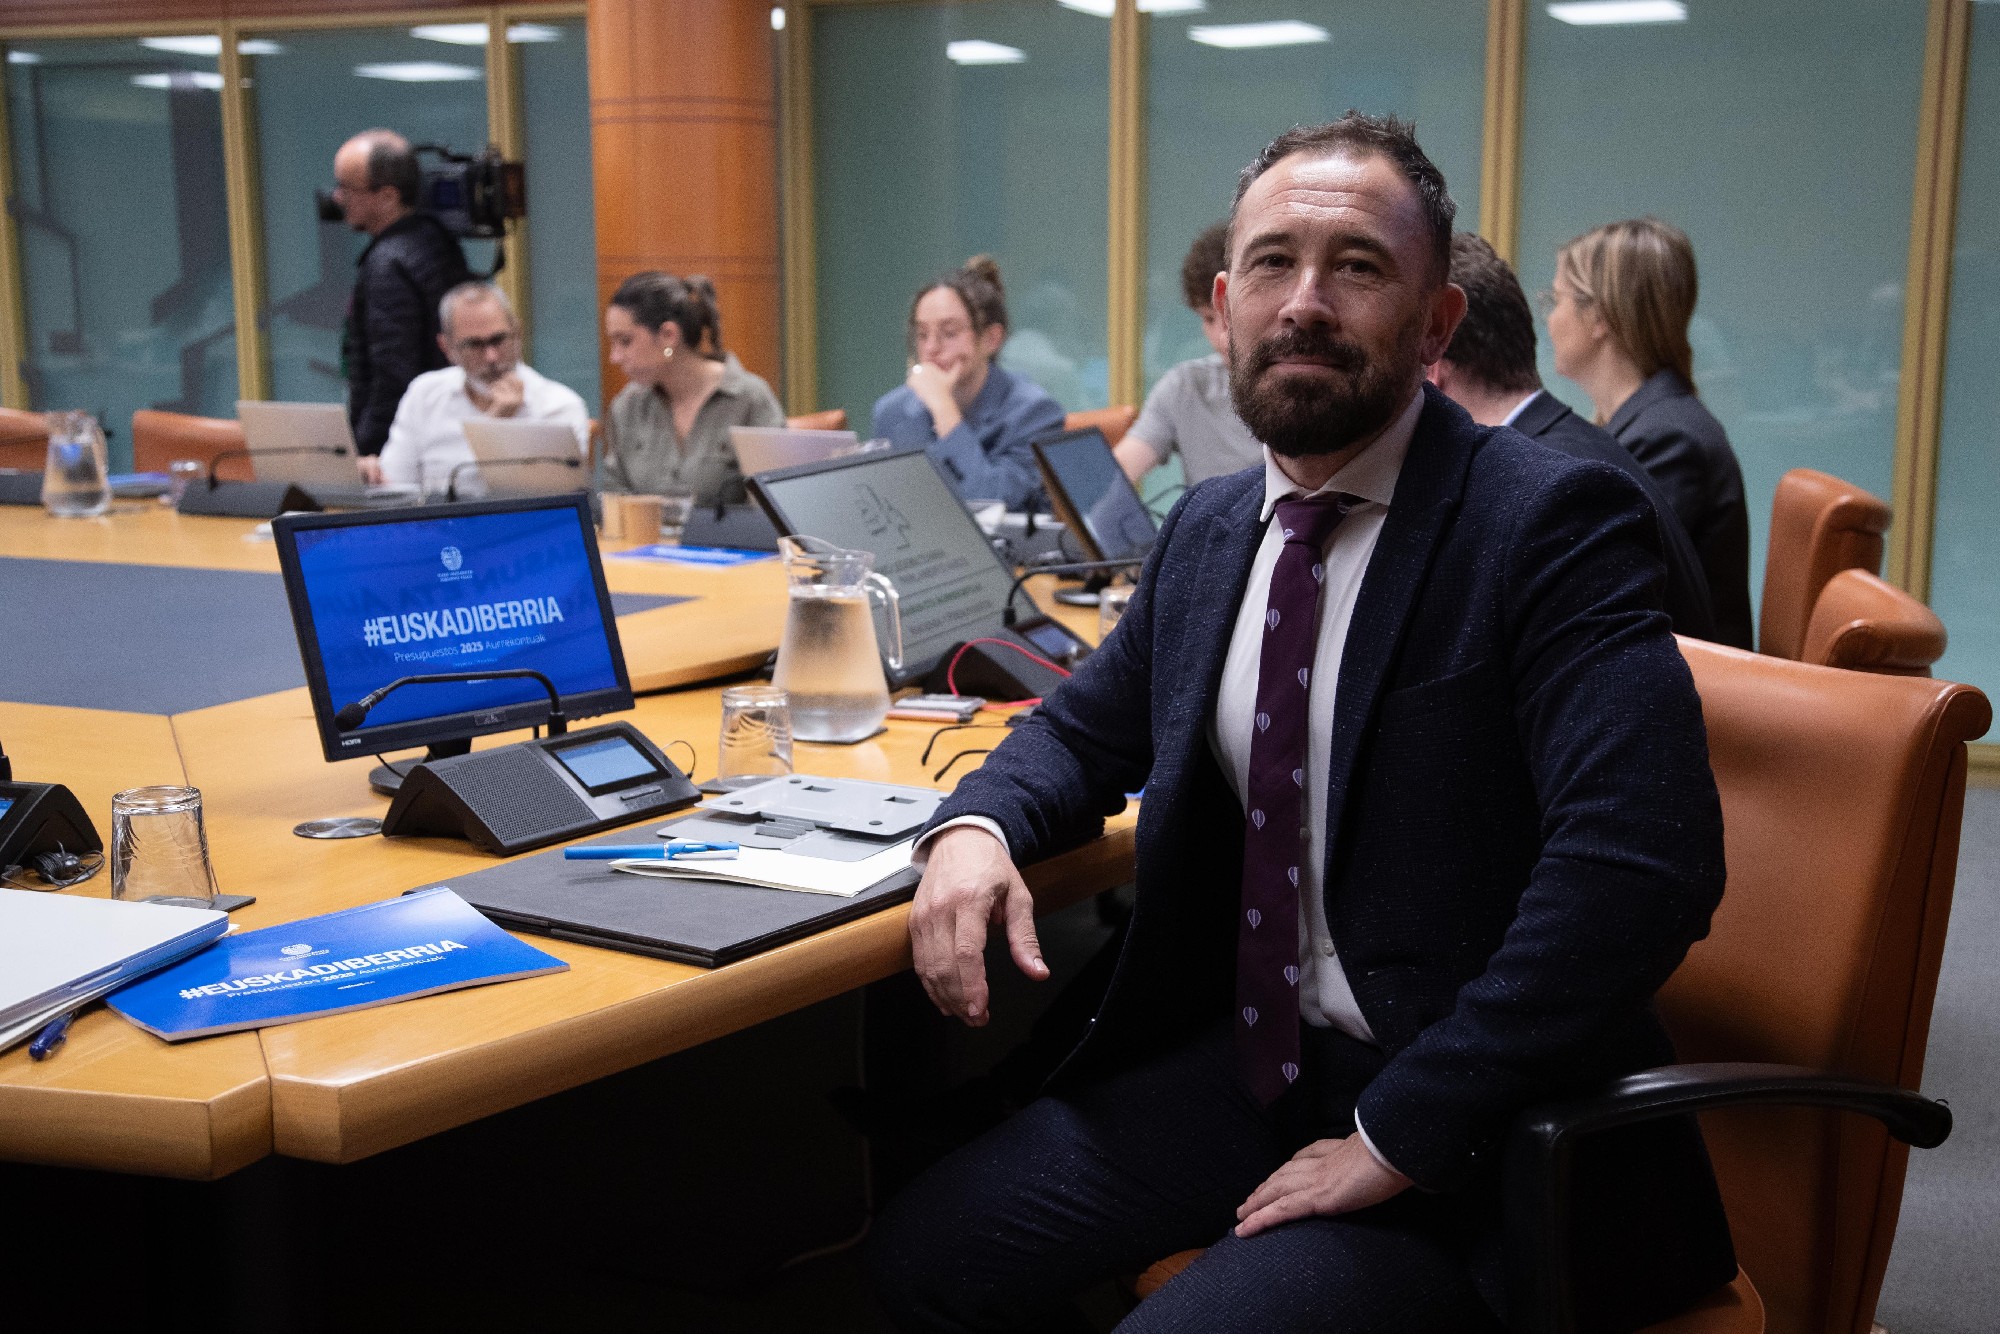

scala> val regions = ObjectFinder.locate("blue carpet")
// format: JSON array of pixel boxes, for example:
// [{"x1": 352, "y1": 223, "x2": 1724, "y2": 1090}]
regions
[{"x1": 0, "y1": 557, "x2": 684, "y2": 714}]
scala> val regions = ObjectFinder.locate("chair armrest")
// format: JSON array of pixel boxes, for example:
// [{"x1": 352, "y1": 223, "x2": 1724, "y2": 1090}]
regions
[{"x1": 1504, "y1": 1061, "x2": 1951, "y2": 1334}]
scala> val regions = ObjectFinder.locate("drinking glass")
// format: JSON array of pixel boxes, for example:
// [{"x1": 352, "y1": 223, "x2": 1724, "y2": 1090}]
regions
[
  {"x1": 166, "y1": 458, "x2": 205, "y2": 507},
  {"x1": 717, "y1": 685, "x2": 794, "y2": 780},
  {"x1": 659, "y1": 488, "x2": 697, "y2": 545},
  {"x1": 1098, "y1": 584, "x2": 1135, "y2": 641},
  {"x1": 41, "y1": 411, "x2": 111, "y2": 518},
  {"x1": 111, "y1": 786, "x2": 220, "y2": 908}
]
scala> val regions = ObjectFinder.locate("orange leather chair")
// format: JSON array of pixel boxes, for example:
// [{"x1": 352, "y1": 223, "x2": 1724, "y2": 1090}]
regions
[
  {"x1": 1138, "y1": 642, "x2": 1988, "y2": 1334},
  {"x1": 1802, "y1": 570, "x2": 1947, "y2": 677},
  {"x1": 130, "y1": 409, "x2": 250, "y2": 481},
  {"x1": 0, "y1": 406, "x2": 48, "y2": 470},
  {"x1": 1760, "y1": 469, "x2": 1891, "y2": 661},
  {"x1": 787, "y1": 408, "x2": 848, "y2": 432},
  {"x1": 1064, "y1": 406, "x2": 1138, "y2": 447}
]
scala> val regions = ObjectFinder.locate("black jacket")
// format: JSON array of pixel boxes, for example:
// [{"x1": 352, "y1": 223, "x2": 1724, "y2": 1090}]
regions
[
  {"x1": 1608, "y1": 371, "x2": 1753, "y2": 649},
  {"x1": 1513, "y1": 389, "x2": 1718, "y2": 642},
  {"x1": 342, "y1": 213, "x2": 470, "y2": 456},
  {"x1": 933, "y1": 385, "x2": 1735, "y2": 1331}
]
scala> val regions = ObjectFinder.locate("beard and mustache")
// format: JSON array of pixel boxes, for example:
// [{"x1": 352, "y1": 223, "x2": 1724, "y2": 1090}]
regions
[{"x1": 1228, "y1": 319, "x2": 1423, "y2": 458}]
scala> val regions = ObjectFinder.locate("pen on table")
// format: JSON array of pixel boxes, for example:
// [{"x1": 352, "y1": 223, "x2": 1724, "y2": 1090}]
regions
[
  {"x1": 563, "y1": 841, "x2": 740, "y2": 861},
  {"x1": 29, "y1": 1010, "x2": 76, "y2": 1061}
]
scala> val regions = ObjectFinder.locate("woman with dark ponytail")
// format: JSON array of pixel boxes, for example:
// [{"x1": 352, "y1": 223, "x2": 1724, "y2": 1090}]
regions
[
  {"x1": 600, "y1": 270, "x2": 784, "y2": 504},
  {"x1": 871, "y1": 255, "x2": 1064, "y2": 509}
]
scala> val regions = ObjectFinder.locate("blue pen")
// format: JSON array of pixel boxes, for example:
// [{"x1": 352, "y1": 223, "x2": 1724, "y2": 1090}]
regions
[
  {"x1": 29, "y1": 1010, "x2": 76, "y2": 1061},
  {"x1": 563, "y1": 841, "x2": 740, "y2": 860}
]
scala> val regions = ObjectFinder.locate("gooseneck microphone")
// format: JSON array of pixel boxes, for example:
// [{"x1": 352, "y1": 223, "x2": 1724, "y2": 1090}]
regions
[
  {"x1": 336, "y1": 669, "x2": 568, "y2": 735},
  {"x1": 1002, "y1": 557, "x2": 1147, "y2": 627},
  {"x1": 205, "y1": 446, "x2": 348, "y2": 489}
]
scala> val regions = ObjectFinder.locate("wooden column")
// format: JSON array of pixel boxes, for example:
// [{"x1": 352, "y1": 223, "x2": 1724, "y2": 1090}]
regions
[{"x1": 587, "y1": 0, "x2": 781, "y2": 405}]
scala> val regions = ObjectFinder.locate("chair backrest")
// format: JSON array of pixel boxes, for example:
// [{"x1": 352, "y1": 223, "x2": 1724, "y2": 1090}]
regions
[
  {"x1": 787, "y1": 408, "x2": 847, "y2": 432},
  {"x1": 0, "y1": 406, "x2": 48, "y2": 469},
  {"x1": 1760, "y1": 469, "x2": 1891, "y2": 661},
  {"x1": 1802, "y1": 569, "x2": 1947, "y2": 677},
  {"x1": 1063, "y1": 405, "x2": 1138, "y2": 447},
  {"x1": 1666, "y1": 639, "x2": 1988, "y2": 1334},
  {"x1": 130, "y1": 409, "x2": 249, "y2": 480}
]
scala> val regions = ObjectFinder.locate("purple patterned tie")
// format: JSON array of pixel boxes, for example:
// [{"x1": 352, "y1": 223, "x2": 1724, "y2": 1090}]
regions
[{"x1": 1236, "y1": 495, "x2": 1353, "y2": 1104}]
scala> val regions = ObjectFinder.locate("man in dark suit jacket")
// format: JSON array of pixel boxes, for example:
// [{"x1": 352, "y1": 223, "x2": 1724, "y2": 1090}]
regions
[
  {"x1": 1427, "y1": 233, "x2": 1718, "y2": 642},
  {"x1": 870, "y1": 116, "x2": 1734, "y2": 1334}
]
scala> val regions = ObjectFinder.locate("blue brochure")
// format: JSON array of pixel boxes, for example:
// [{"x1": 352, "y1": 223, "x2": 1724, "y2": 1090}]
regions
[
  {"x1": 107, "y1": 888, "x2": 567, "y2": 1041},
  {"x1": 608, "y1": 544, "x2": 775, "y2": 567}
]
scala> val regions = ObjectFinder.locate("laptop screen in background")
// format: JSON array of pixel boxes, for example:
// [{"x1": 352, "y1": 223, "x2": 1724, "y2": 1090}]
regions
[
  {"x1": 1037, "y1": 431, "x2": 1158, "y2": 562},
  {"x1": 754, "y1": 450, "x2": 1017, "y2": 679}
]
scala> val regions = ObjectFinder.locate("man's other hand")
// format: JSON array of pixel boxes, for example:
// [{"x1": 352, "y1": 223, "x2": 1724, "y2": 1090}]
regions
[
  {"x1": 1233, "y1": 1135, "x2": 1413, "y2": 1238},
  {"x1": 910, "y1": 825, "x2": 1047, "y2": 1026},
  {"x1": 485, "y1": 372, "x2": 525, "y2": 418},
  {"x1": 356, "y1": 454, "x2": 385, "y2": 485}
]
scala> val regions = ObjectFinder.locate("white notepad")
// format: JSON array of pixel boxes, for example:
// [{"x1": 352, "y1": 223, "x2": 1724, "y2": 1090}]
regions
[
  {"x1": 0, "y1": 889, "x2": 229, "y2": 1052},
  {"x1": 608, "y1": 838, "x2": 917, "y2": 898}
]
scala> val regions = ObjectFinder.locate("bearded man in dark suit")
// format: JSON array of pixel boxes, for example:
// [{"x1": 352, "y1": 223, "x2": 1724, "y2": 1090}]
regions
[{"x1": 869, "y1": 114, "x2": 1736, "y2": 1334}]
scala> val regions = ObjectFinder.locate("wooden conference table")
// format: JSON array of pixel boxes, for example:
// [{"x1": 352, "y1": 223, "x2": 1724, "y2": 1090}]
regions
[{"x1": 0, "y1": 505, "x2": 1132, "y2": 1181}]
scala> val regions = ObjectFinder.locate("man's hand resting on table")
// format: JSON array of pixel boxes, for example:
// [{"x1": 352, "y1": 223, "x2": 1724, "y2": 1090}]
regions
[
  {"x1": 1234, "y1": 1134, "x2": 1413, "y2": 1237},
  {"x1": 910, "y1": 825, "x2": 1049, "y2": 1026}
]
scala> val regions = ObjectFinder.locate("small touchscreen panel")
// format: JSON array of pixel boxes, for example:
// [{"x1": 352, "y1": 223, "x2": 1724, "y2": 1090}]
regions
[{"x1": 553, "y1": 734, "x2": 657, "y2": 790}]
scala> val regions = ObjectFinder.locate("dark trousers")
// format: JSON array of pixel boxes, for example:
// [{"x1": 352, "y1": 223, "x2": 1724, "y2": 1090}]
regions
[{"x1": 867, "y1": 1021, "x2": 1504, "y2": 1333}]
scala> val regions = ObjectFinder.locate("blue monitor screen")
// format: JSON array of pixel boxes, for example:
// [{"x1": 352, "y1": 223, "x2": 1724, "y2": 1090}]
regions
[
  {"x1": 0, "y1": 796, "x2": 13, "y2": 822},
  {"x1": 288, "y1": 505, "x2": 622, "y2": 733}
]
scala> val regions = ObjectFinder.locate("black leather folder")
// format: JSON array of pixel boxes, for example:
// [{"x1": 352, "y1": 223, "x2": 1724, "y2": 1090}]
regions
[{"x1": 408, "y1": 818, "x2": 919, "y2": 967}]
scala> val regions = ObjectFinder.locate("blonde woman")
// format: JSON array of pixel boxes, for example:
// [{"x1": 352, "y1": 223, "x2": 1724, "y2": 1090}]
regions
[{"x1": 1544, "y1": 218, "x2": 1752, "y2": 649}]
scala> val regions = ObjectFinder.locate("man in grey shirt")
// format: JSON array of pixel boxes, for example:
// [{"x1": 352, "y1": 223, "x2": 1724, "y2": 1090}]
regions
[{"x1": 1115, "y1": 222, "x2": 1264, "y2": 486}]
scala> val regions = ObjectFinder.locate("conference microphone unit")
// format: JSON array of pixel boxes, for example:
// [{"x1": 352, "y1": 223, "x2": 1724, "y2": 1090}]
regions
[{"x1": 176, "y1": 448, "x2": 330, "y2": 519}]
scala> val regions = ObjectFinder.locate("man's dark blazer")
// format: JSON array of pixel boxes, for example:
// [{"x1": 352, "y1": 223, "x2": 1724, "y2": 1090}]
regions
[
  {"x1": 1608, "y1": 370, "x2": 1753, "y2": 649},
  {"x1": 1513, "y1": 388, "x2": 1717, "y2": 643},
  {"x1": 931, "y1": 384, "x2": 1736, "y2": 1330}
]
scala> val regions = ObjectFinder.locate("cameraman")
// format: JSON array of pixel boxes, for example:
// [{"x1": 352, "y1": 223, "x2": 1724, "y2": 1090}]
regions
[{"x1": 332, "y1": 129, "x2": 470, "y2": 484}]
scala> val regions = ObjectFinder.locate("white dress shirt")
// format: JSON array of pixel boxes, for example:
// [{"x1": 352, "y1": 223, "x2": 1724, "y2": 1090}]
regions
[{"x1": 378, "y1": 363, "x2": 590, "y2": 496}]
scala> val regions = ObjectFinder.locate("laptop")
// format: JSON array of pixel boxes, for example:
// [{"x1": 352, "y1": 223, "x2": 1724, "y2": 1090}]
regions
[
  {"x1": 1032, "y1": 426, "x2": 1159, "y2": 603},
  {"x1": 460, "y1": 418, "x2": 589, "y2": 500},
  {"x1": 748, "y1": 447, "x2": 1089, "y2": 689},
  {"x1": 728, "y1": 426, "x2": 861, "y2": 477},
  {"x1": 236, "y1": 401, "x2": 418, "y2": 508}
]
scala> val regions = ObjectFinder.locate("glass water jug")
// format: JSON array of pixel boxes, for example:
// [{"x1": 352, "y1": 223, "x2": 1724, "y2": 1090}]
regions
[
  {"x1": 41, "y1": 411, "x2": 110, "y2": 518},
  {"x1": 772, "y1": 536, "x2": 904, "y2": 743}
]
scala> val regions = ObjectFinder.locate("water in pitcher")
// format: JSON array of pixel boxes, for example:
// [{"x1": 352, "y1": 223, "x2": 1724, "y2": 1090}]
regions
[{"x1": 775, "y1": 587, "x2": 892, "y2": 742}]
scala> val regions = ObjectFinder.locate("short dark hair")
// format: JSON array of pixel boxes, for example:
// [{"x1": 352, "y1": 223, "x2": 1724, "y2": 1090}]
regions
[
  {"x1": 360, "y1": 131, "x2": 421, "y2": 207},
  {"x1": 1179, "y1": 222, "x2": 1228, "y2": 312},
  {"x1": 610, "y1": 270, "x2": 727, "y2": 360},
  {"x1": 1228, "y1": 113, "x2": 1455, "y2": 283},
  {"x1": 1442, "y1": 232, "x2": 1541, "y2": 394}
]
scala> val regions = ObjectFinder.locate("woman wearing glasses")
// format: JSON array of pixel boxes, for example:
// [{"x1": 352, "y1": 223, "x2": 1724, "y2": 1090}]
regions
[
  {"x1": 871, "y1": 256, "x2": 1065, "y2": 510},
  {"x1": 1543, "y1": 218, "x2": 1753, "y2": 650},
  {"x1": 599, "y1": 270, "x2": 784, "y2": 506}
]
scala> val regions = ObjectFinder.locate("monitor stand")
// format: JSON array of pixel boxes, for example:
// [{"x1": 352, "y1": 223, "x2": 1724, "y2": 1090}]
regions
[{"x1": 369, "y1": 739, "x2": 472, "y2": 797}]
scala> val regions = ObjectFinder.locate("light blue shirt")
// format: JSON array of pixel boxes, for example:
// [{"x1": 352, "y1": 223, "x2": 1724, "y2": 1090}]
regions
[{"x1": 871, "y1": 364, "x2": 1065, "y2": 510}]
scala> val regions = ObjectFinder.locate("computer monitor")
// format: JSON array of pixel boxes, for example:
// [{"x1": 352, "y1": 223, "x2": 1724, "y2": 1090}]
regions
[
  {"x1": 748, "y1": 448, "x2": 1085, "y2": 688},
  {"x1": 272, "y1": 494, "x2": 634, "y2": 781},
  {"x1": 1032, "y1": 427, "x2": 1159, "y2": 567}
]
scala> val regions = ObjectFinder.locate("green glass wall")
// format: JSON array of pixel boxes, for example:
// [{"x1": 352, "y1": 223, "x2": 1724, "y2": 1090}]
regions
[
  {"x1": 812, "y1": 0, "x2": 1111, "y2": 432},
  {"x1": 1516, "y1": 0, "x2": 1928, "y2": 620},
  {"x1": 1924, "y1": 6, "x2": 2000, "y2": 704},
  {"x1": 516, "y1": 19, "x2": 600, "y2": 414},
  {"x1": 3, "y1": 37, "x2": 237, "y2": 468},
  {"x1": 1141, "y1": 0, "x2": 1485, "y2": 389}
]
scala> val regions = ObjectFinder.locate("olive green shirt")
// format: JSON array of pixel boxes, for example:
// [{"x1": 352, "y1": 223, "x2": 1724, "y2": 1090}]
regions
[{"x1": 598, "y1": 360, "x2": 785, "y2": 505}]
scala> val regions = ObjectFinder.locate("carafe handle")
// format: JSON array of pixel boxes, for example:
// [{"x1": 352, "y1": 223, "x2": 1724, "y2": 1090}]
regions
[{"x1": 866, "y1": 572, "x2": 903, "y2": 675}]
